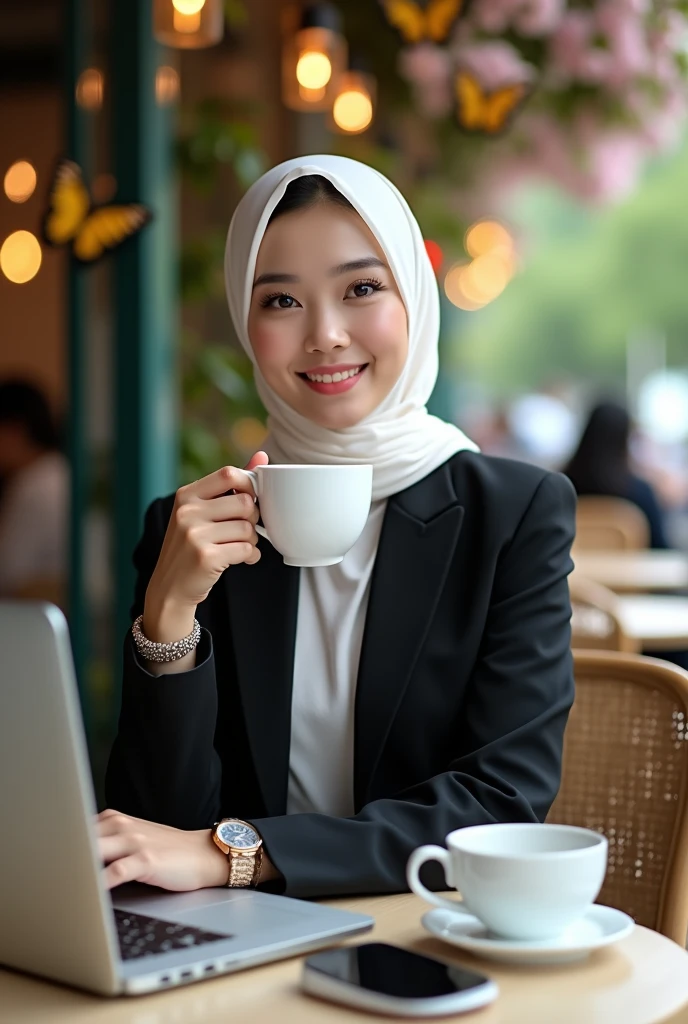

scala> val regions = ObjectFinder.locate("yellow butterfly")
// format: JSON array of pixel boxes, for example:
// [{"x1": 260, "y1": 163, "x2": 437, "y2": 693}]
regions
[
  {"x1": 382, "y1": 0, "x2": 464, "y2": 44},
  {"x1": 43, "y1": 160, "x2": 152, "y2": 263},
  {"x1": 455, "y1": 72, "x2": 530, "y2": 135}
]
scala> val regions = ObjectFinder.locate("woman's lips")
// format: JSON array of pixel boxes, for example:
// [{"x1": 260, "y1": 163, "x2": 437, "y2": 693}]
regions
[{"x1": 298, "y1": 364, "x2": 368, "y2": 396}]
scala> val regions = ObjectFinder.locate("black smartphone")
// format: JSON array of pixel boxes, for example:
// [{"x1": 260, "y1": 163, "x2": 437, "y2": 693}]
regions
[{"x1": 301, "y1": 942, "x2": 498, "y2": 1017}]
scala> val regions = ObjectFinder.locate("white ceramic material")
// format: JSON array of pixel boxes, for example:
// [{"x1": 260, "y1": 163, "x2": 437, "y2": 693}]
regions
[
  {"x1": 421, "y1": 905, "x2": 634, "y2": 965},
  {"x1": 245, "y1": 464, "x2": 373, "y2": 568},
  {"x1": 407, "y1": 823, "x2": 608, "y2": 942}
]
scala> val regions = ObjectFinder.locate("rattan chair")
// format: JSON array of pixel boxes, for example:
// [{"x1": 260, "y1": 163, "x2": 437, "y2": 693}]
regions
[
  {"x1": 569, "y1": 575, "x2": 640, "y2": 653},
  {"x1": 574, "y1": 496, "x2": 650, "y2": 551},
  {"x1": 548, "y1": 650, "x2": 688, "y2": 945}
]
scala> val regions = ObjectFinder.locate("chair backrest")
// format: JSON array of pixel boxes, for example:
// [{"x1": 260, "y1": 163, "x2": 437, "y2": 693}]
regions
[
  {"x1": 574, "y1": 496, "x2": 650, "y2": 551},
  {"x1": 548, "y1": 650, "x2": 688, "y2": 945},
  {"x1": 569, "y1": 575, "x2": 639, "y2": 653}
]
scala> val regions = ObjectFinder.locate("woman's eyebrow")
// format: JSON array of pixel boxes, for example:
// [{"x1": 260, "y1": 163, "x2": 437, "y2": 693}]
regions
[
  {"x1": 252, "y1": 272, "x2": 299, "y2": 289},
  {"x1": 329, "y1": 256, "x2": 387, "y2": 276},
  {"x1": 252, "y1": 256, "x2": 387, "y2": 290}
]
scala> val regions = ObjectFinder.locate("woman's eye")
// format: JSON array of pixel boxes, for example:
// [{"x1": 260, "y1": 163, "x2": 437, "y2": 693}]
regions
[
  {"x1": 346, "y1": 279, "x2": 383, "y2": 299},
  {"x1": 261, "y1": 293, "x2": 299, "y2": 309}
]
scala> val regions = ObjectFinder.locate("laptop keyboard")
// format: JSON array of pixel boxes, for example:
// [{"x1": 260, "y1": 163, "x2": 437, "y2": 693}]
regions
[{"x1": 114, "y1": 908, "x2": 232, "y2": 961}]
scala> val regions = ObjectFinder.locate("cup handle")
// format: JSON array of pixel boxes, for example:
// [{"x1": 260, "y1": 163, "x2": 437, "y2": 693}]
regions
[
  {"x1": 406, "y1": 845, "x2": 472, "y2": 915},
  {"x1": 243, "y1": 470, "x2": 270, "y2": 544}
]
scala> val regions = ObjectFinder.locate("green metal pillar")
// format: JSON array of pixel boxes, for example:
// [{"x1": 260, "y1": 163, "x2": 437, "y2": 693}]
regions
[
  {"x1": 65, "y1": 0, "x2": 90, "y2": 716},
  {"x1": 111, "y1": 0, "x2": 177, "y2": 686}
]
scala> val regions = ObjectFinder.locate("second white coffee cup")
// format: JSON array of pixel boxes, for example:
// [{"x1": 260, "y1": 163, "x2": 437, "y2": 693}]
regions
[
  {"x1": 245, "y1": 464, "x2": 373, "y2": 568},
  {"x1": 407, "y1": 823, "x2": 608, "y2": 941}
]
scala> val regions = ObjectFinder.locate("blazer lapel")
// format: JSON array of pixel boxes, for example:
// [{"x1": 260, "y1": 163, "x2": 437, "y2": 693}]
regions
[
  {"x1": 354, "y1": 460, "x2": 465, "y2": 808},
  {"x1": 224, "y1": 542, "x2": 300, "y2": 817}
]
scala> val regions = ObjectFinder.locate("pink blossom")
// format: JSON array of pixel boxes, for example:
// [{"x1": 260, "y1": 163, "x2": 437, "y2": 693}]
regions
[
  {"x1": 398, "y1": 44, "x2": 453, "y2": 119},
  {"x1": 548, "y1": 12, "x2": 608, "y2": 85},
  {"x1": 454, "y1": 41, "x2": 535, "y2": 90},
  {"x1": 514, "y1": 0, "x2": 566, "y2": 36},
  {"x1": 584, "y1": 131, "x2": 646, "y2": 201},
  {"x1": 469, "y1": 0, "x2": 522, "y2": 35},
  {"x1": 469, "y1": 0, "x2": 565, "y2": 36},
  {"x1": 596, "y1": 3, "x2": 650, "y2": 83},
  {"x1": 398, "y1": 43, "x2": 452, "y2": 87}
]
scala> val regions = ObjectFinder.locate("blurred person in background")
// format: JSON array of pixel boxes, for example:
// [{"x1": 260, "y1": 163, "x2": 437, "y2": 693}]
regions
[
  {"x1": 563, "y1": 398, "x2": 669, "y2": 549},
  {"x1": 0, "y1": 379, "x2": 69, "y2": 606}
]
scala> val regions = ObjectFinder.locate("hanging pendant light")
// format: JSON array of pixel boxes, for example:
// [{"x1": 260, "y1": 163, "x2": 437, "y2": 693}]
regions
[
  {"x1": 282, "y1": 3, "x2": 347, "y2": 113},
  {"x1": 331, "y1": 55, "x2": 376, "y2": 135},
  {"x1": 153, "y1": 0, "x2": 224, "y2": 50}
]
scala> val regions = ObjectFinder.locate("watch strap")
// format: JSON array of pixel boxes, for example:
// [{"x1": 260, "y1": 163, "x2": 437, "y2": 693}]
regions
[{"x1": 226, "y1": 850, "x2": 257, "y2": 888}]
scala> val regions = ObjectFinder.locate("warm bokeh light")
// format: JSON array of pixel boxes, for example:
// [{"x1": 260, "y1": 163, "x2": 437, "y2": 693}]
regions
[
  {"x1": 3, "y1": 161, "x2": 37, "y2": 203},
  {"x1": 465, "y1": 219, "x2": 513, "y2": 259},
  {"x1": 296, "y1": 50, "x2": 332, "y2": 90},
  {"x1": 174, "y1": 9, "x2": 201, "y2": 31},
  {"x1": 333, "y1": 88, "x2": 373, "y2": 134},
  {"x1": 172, "y1": 0, "x2": 206, "y2": 11},
  {"x1": 444, "y1": 263, "x2": 484, "y2": 311},
  {"x1": 1, "y1": 231, "x2": 42, "y2": 284},
  {"x1": 154, "y1": 0, "x2": 222, "y2": 47},
  {"x1": 156, "y1": 65, "x2": 180, "y2": 105},
  {"x1": 76, "y1": 68, "x2": 104, "y2": 111},
  {"x1": 424, "y1": 239, "x2": 444, "y2": 274},
  {"x1": 461, "y1": 252, "x2": 515, "y2": 304}
]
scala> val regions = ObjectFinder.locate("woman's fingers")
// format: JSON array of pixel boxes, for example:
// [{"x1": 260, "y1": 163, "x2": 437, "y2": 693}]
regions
[
  {"x1": 99, "y1": 833, "x2": 140, "y2": 863},
  {"x1": 205, "y1": 492, "x2": 260, "y2": 524},
  {"x1": 102, "y1": 853, "x2": 149, "y2": 890},
  {"x1": 188, "y1": 452, "x2": 268, "y2": 503}
]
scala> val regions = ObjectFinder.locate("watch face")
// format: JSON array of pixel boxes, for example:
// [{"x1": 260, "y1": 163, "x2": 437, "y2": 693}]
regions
[{"x1": 217, "y1": 821, "x2": 259, "y2": 850}]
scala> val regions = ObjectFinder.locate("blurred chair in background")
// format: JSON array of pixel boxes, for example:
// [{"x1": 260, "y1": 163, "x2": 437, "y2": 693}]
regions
[
  {"x1": 575, "y1": 495, "x2": 650, "y2": 551},
  {"x1": 569, "y1": 575, "x2": 639, "y2": 652},
  {"x1": 548, "y1": 650, "x2": 688, "y2": 944},
  {"x1": 0, "y1": 379, "x2": 68, "y2": 612},
  {"x1": 564, "y1": 400, "x2": 670, "y2": 550}
]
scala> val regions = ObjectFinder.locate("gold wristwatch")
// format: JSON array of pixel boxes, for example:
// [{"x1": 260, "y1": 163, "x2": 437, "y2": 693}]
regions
[{"x1": 211, "y1": 818, "x2": 263, "y2": 888}]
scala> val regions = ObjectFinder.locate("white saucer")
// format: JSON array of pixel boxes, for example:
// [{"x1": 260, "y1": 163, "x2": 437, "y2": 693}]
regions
[{"x1": 421, "y1": 905, "x2": 635, "y2": 965}]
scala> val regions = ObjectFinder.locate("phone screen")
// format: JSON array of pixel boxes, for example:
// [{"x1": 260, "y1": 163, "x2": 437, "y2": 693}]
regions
[{"x1": 305, "y1": 943, "x2": 490, "y2": 1000}]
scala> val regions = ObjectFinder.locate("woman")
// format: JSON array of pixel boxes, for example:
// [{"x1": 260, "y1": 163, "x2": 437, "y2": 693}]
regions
[
  {"x1": 564, "y1": 399, "x2": 669, "y2": 550},
  {"x1": 104, "y1": 156, "x2": 576, "y2": 898}
]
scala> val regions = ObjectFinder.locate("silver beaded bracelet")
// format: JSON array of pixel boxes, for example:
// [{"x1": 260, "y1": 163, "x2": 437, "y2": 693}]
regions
[{"x1": 131, "y1": 614, "x2": 201, "y2": 663}]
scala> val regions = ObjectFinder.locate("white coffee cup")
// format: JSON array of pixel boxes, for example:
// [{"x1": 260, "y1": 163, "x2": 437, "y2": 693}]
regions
[
  {"x1": 407, "y1": 823, "x2": 608, "y2": 941},
  {"x1": 244, "y1": 464, "x2": 373, "y2": 568}
]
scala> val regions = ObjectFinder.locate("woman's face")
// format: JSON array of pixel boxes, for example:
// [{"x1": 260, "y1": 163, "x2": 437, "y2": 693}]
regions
[{"x1": 248, "y1": 201, "x2": 408, "y2": 430}]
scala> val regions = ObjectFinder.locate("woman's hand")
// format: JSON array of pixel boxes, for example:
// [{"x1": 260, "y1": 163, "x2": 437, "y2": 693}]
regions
[
  {"x1": 97, "y1": 809, "x2": 228, "y2": 891},
  {"x1": 97, "y1": 809, "x2": 281, "y2": 890},
  {"x1": 143, "y1": 451, "x2": 269, "y2": 645}
]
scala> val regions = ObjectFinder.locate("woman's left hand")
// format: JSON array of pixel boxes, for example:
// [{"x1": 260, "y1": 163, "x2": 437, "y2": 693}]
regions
[{"x1": 97, "y1": 809, "x2": 229, "y2": 891}]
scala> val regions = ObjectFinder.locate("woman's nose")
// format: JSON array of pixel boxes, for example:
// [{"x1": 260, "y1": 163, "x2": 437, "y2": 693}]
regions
[{"x1": 304, "y1": 308, "x2": 350, "y2": 354}]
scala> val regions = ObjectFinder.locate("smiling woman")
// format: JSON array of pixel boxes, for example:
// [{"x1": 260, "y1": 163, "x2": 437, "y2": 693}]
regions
[
  {"x1": 247, "y1": 183, "x2": 408, "y2": 429},
  {"x1": 104, "y1": 155, "x2": 576, "y2": 904}
]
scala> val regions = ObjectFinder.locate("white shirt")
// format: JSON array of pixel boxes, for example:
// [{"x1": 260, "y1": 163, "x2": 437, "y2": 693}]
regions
[
  {"x1": 0, "y1": 452, "x2": 69, "y2": 594},
  {"x1": 287, "y1": 500, "x2": 387, "y2": 817}
]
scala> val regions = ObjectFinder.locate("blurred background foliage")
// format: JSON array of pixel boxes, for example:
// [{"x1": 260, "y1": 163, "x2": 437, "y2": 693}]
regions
[
  {"x1": 455, "y1": 135, "x2": 688, "y2": 397},
  {"x1": 177, "y1": 91, "x2": 268, "y2": 484}
]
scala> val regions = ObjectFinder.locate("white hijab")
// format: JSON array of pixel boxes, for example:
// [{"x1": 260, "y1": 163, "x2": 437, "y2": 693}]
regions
[{"x1": 225, "y1": 154, "x2": 478, "y2": 501}]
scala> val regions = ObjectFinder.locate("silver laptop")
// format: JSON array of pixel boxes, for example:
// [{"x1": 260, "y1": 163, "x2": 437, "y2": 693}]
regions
[{"x1": 0, "y1": 602, "x2": 372, "y2": 995}]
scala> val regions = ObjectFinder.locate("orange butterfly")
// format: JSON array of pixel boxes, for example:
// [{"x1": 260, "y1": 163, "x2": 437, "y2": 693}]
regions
[
  {"x1": 455, "y1": 72, "x2": 530, "y2": 135},
  {"x1": 382, "y1": 0, "x2": 464, "y2": 44},
  {"x1": 43, "y1": 160, "x2": 152, "y2": 263}
]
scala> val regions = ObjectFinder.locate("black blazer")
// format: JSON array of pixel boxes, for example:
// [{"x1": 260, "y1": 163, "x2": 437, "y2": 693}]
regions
[{"x1": 106, "y1": 452, "x2": 576, "y2": 899}]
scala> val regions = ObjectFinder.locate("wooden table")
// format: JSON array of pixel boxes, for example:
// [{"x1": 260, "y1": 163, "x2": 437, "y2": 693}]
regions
[
  {"x1": 572, "y1": 551, "x2": 688, "y2": 594},
  {"x1": 616, "y1": 595, "x2": 688, "y2": 650},
  {"x1": 3, "y1": 893, "x2": 688, "y2": 1024}
]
